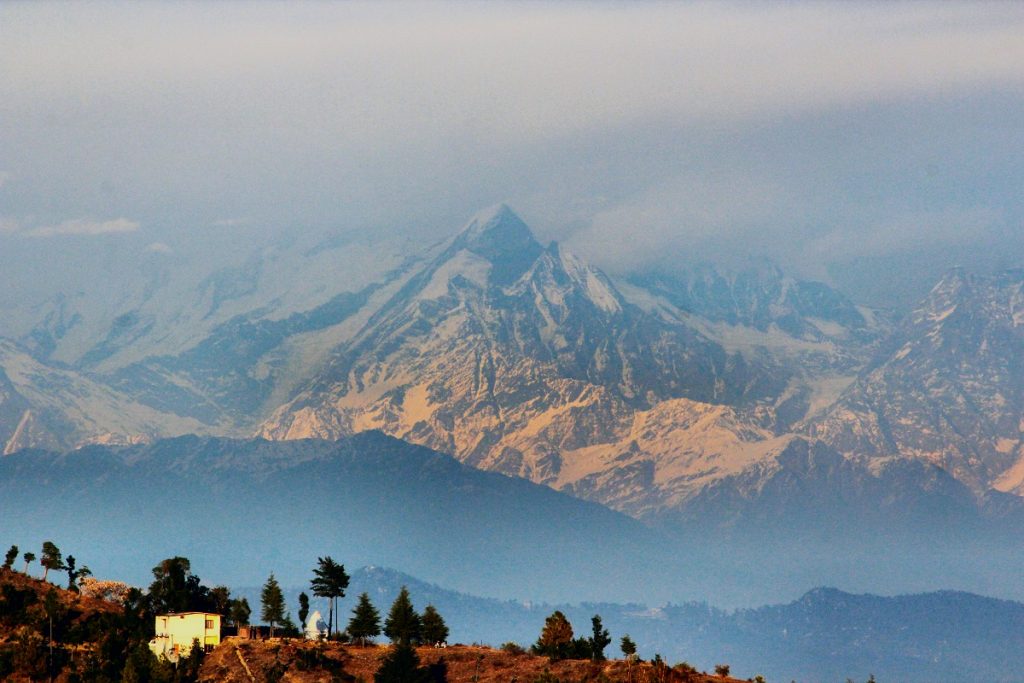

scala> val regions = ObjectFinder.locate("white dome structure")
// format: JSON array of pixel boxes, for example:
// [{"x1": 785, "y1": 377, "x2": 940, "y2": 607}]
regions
[{"x1": 304, "y1": 610, "x2": 328, "y2": 640}]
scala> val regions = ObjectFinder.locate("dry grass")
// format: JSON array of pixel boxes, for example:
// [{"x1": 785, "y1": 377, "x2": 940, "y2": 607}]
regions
[{"x1": 200, "y1": 639, "x2": 749, "y2": 683}]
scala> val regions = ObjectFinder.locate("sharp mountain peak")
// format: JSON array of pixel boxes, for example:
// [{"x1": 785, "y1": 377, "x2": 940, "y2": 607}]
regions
[{"x1": 445, "y1": 203, "x2": 544, "y2": 286}]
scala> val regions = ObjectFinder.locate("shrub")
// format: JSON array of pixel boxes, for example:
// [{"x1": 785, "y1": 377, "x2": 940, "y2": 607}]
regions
[
  {"x1": 715, "y1": 663, "x2": 731, "y2": 677},
  {"x1": 501, "y1": 642, "x2": 526, "y2": 655}
]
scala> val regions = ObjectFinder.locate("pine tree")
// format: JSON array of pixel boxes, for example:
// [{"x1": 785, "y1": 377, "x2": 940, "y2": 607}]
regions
[
  {"x1": 40, "y1": 541, "x2": 63, "y2": 581},
  {"x1": 261, "y1": 573, "x2": 286, "y2": 638},
  {"x1": 281, "y1": 612, "x2": 300, "y2": 637},
  {"x1": 348, "y1": 592, "x2": 382, "y2": 646},
  {"x1": 298, "y1": 592, "x2": 310, "y2": 629},
  {"x1": 3, "y1": 545, "x2": 17, "y2": 571},
  {"x1": 374, "y1": 642, "x2": 429, "y2": 683},
  {"x1": 589, "y1": 614, "x2": 611, "y2": 661},
  {"x1": 420, "y1": 604, "x2": 449, "y2": 645},
  {"x1": 384, "y1": 586, "x2": 421, "y2": 645},
  {"x1": 310, "y1": 556, "x2": 349, "y2": 639},
  {"x1": 66, "y1": 554, "x2": 79, "y2": 591},
  {"x1": 533, "y1": 611, "x2": 573, "y2": 660},
  {"x1": 23, "y1": 551, "x2": 35, "y2": 575},
  {"x1": 620, "y1": 634, "x2": 637, "y2": 659}
]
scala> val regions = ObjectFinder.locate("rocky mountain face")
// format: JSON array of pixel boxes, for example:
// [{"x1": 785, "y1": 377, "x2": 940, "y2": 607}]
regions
[
  {"x1": 258, "y1": 208, "x2": 781, "y2": 478},
  {"x1": 2, "y1": 204, "x2": 1023, "y2": 536},
  {"x1": 0, "y1": 339, "x2": 214, "y2": 455},
  {"x1": 253, "y1": 206, "x2": 885, "y2": 519},
  {"x1": 809, "y1": 268, "x2": 1024, "y2": 496}
]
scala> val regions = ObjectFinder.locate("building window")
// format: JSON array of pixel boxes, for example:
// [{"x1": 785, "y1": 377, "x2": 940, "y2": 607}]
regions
[
  {"x1": 204, "y1": 643, "x2": 214, "y2": 653},
  {"x1": 206, "y1": 619, "x2": 214, "y2": 629}
]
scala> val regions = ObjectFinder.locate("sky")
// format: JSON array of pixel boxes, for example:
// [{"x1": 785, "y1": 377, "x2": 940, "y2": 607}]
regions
[{"x1": 1, "y1": 1, "x2": 1023, "y2": 309}]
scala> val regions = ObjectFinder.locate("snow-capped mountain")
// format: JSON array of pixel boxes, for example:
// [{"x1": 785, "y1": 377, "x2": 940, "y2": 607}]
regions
[
  {"x1": 0, "y1": 339, "x2": 216, "y2": 455},
  {"x1": 4, "y1": 204, "x2": 1022, "y2": 532},
  {"x1": 809, "y1": 267, "x2": 1024, "y2": 496},
  {"x1": 254, "y1": 205, "x2": 887, "y2": 517}
]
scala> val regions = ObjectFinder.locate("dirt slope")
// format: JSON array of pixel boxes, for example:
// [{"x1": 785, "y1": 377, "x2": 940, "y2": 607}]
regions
[{"x1": 200, "y1": 639, "x2": 750, "y2": 683}]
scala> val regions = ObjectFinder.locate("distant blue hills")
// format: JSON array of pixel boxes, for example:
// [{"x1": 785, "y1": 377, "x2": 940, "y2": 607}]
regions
[{"x1": 242, "y1": 565, "x2": 1024, "y2": 683}]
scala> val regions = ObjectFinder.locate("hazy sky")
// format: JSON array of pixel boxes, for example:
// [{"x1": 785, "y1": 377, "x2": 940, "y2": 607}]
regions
[{"x1": 2, "y1": 2, "x2": 1023, "y2": 308}]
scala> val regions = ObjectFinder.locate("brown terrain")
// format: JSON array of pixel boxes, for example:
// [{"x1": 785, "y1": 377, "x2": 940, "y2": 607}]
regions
[
  {"x1": 0, "y1": 568, "x2": 121, "y2": 641},
  {"x1": 1, "y1": 570, "x2": 751, "y2": 683},
  {"x1": 200, "y1": 638, "x2": 750, "y2": 683}
]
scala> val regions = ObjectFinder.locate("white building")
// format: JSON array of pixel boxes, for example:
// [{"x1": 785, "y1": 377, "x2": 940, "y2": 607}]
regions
[{"x1": 149, "y1": 612, "x2": 221, "y2": 661}]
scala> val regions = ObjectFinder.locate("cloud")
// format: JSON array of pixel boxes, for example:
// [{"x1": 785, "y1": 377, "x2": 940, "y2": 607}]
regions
[
  {"x1": 210, "y1": 217, "x2": 251, "y2": 228},
  {"x1": 806, "y1": 207, "x2": 1004, "y2": 263},
  {"x1": 0, "y1": 2, "x2": 1021, "y2": 307},
  {"x1": 0, "y1": 217, "x2": 19, "y2": 235},
  {"x1": 3, "y1": 4, "x2": 1023, "y2": 147},
  {"x1": 23, "y1": 218, "x2": 140, "y2": 238},
  {"x1": 563, "y1": 171, "x2": 806, "y2": 272},
  {"x1": 145, "y1": 241, "x2": 173, "y2": 254}
]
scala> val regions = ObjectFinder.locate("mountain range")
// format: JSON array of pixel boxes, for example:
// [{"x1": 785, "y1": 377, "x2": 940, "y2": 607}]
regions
[
  {"x1": 3, "y1": 205, "x2": 1024, "y2": 601},
  {"x1": 3, "y1": 207, "x2": 1021, "y2": 512},
  {"x1": 264, "y1": 565, "x2": 1024, "y2": 683}
]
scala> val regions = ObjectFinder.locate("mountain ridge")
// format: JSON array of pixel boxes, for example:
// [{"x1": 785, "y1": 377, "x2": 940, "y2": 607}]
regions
[{"x1": 2, "y1": 205, "x2": 1023, "y2": 541}]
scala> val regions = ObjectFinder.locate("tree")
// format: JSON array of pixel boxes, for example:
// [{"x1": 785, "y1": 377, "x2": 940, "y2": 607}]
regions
[
  {"x1": 374, "y1": 641, "x2": 432, "y2": 683},
  {"x1": 23, "y1": 551, "x2": 35, "y2": 575},
  {"x1": 261, "y1": 573, "x2": 286, "y2": 638},
  {"x1": 78, "y1": 577, "x2": 130, "y2": 602},
  {"x1": 281, "y1": 612, "x2": 300, "y2": 638},
  {"x1": 65, "y1": 555, "x2": 79, "y2": 591},
  {"x1": 420, "y1": 604, "x2": 449, "y2": 645},
  {"x1": 384, "y1": 586, "x2": 421, "y2": 645},
  {"x1": 210, "y1": 585, "x2": 232, "y2": 615},
  {"x1": 714, "y1": 663, "x2": 730, "y2": 677},
  {"x1": 533, "y1": 611, "x2": 574, "y2": 660},
  {"x1": 310, "y1": 556, "x2": 349, "y2": 639},
  {"x1": 589, "y1": 614, "x2": 611, "y2": 661},
  {"x1": 147, "y1": 556, "x2": 213, "y2": 614},
  {"x1": 3, "y1": 544, "x2": 17, "y2": 570},
  {"x1": 620, "y1": 634, "x2": 637, "y2": 659},
  {"x1": 40, "y1": 541, "x2": 63, "y2": 581},
  {"x1": 348, "y1": 592, "x2": 382, "y2": 646},
  {"x1": 229, "y1": 598, "x2": 252, "y2": 627},
  {"x1": 298, "y1": 592, "x2": 310, "y2": 630}
]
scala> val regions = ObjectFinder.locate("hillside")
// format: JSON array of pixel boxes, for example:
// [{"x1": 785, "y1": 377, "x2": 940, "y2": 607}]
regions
[
  {"x1": 6, "y1": 432, "x2": 1024, "y2": 609},
  {"x1": 0, "y1": 432, "x2": 685, "y2": 604},
  {"x1": 289, "y1": 566, "x2": 1024, "y2": 683},
  {"x1": 201, "y1": 640, "x2": 750, "y2": 683},
  {"x1": 0, "y1": 568, "x2": 123, "y2": 681}
]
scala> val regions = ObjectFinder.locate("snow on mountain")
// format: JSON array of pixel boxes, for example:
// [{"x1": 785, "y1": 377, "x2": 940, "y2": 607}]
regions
[
  {"x1": 809, "y1": 267, "x2": 1024, "y2": 495},
  {"x1": 9, "y1": 232, "x2": 406, "y2": 372},
  {"x1": 0, "y1": 339, "x2": 216, "y2": 454},
  {"x1": 255, "y1": 207, "x2": 881, "y2": 518},
  {"x1": 5, "y1": 203, "x2": 1019, "y2": 533}
]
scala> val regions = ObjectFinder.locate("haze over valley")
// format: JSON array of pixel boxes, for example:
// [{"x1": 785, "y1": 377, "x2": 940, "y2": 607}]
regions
[{"x1": 3, "y1": 3, "x2": 1024, "y2": 681}]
